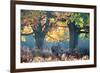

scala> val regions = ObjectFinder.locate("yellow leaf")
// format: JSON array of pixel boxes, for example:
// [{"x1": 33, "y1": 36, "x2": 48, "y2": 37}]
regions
[{"x1": 21, "y1": 25, "x2": 33, "y2": 34}]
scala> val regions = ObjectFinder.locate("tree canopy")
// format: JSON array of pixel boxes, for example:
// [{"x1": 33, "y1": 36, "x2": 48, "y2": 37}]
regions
[{"x1": 21, "y1": 10, "x2": 90, "y2": 43}]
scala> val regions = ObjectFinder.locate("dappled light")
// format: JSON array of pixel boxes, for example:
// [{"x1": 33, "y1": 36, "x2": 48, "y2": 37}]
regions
[{"x1": 20, "y1": 10, "x2": 90, "y2": 63}]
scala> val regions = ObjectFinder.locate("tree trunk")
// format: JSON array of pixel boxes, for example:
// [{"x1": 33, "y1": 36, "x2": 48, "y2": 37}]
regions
[
  {"x1": 34, "y1": 26, "x2": 46, "y2": 50},
  {"x1": 35, "y1": 36, "x2": 45, "y2": 50},
  {"x1": 68, "y1": 22, "x2": 79, "y2": 52}
]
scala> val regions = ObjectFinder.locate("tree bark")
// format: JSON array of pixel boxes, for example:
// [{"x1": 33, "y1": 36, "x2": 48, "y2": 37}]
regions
[
  {"x1": 68, "y1": 22, "x2": 79, "y2": 52},
  {"x1": 35, "y1": 35, "x2": 45, "y2": 50}
]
